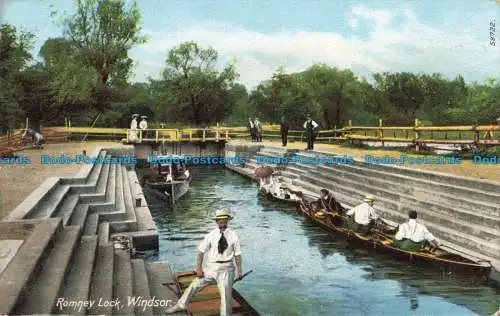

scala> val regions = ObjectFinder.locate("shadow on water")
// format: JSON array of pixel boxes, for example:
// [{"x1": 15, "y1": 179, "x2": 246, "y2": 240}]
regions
[{"x1": 137, "y1": 165, "x2": 500, "y2": 316}]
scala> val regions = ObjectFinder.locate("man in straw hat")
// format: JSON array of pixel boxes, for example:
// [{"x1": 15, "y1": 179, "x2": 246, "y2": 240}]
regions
[
  {"x1": 166, "y1": 208, "x2": 243, "y2": 315},
  {"x1": 345, "y1": 194, "x2": 379, "y2": 234}
]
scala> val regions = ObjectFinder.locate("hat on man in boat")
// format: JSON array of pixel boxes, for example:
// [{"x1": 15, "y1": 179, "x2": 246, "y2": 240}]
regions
[
  {"x1": 212, "y1": 208, "x2": 233, "y2": 220},
  {"x1": 364, "y1": 194, "x2": 376, "y2": 202}
]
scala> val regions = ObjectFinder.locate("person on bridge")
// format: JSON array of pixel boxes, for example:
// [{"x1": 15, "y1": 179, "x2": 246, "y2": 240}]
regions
[
  {"x1": 129, "y1": 114, "x2": 139, "y2": 142},
  {"x1": 345, "y1": 194, "x2": 379, "y2": 234},
  {"x1": 280, "y1": 115, "x2": 289, "y2": 146},
  {"x1": 254, "y1": 118, "x2": 262, "y2": 142},
  {"x1": 248, "y1": 117, "x2": 256, "y2": 142},
  {"x1": 394, "y1": 210, "x2": 440, "y2": 251},
  {"x1": 166, "y1": 208, "x2": 243, "y2": 315},
  {"x1": 303, "y1": 114, "x2": 318, "y2": 150},
  {"x1": 139, "y1": 115, "x2": 148, "y2": 139}
]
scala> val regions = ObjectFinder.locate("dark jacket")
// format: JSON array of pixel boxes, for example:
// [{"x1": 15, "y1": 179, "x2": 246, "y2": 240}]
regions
[{"x1": 280, "y1": 120, "x2": 289, "y2": 133}]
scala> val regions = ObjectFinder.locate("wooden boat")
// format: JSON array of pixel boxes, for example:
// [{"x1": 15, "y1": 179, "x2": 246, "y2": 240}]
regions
[
  {"x1": 173, "y1": 270, "x2": 260, "y2": 316},
  {"x1": 258, "y1": 189, "x2": 300, "y2": 206},
  {"x1": 144, "y1": 178, "x2": 190, "y2": 205},
  {"x1": 296, "y1": 202, "x2": 492, "y2": 277},
  {"x1": 142, "y1": 155, "x2": 190, "y2": 205}
]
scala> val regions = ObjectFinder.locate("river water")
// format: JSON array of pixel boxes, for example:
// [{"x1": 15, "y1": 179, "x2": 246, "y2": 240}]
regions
[{"x1": 140, "y1": 166, "x2": 500, "y2": 316}]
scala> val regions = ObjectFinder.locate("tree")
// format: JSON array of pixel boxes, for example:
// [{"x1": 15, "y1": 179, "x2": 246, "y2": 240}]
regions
[
  {"x1": 39, "y1": 37, "x2": 98, "y2": 123},
  {"x1": 59, "y1": 0, "x2": 146, "y2": 86},
  {"x1": 0, "y1": 24, "x2": 35, "y2": 132},
  {"x1": 378, "y1": 72, "x2": 425, "y2": 124},
  {"x1": 158, "y1": 41, "x2": 238, "y2": 125}
]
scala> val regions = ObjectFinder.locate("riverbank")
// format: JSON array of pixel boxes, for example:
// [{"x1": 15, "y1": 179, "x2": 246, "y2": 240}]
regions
[
  {"x1": 250, "y1": 140, "x2": 500, "y2": 183},
  {"x1": 0, "y1": 141, "x2": 123, "y2": 219}
]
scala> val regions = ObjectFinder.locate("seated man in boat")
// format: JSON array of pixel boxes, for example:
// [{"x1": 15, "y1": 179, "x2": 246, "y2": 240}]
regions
[
  {"x1": 345, "y1": 194, "x2": 379, "y2": 234},
  {"x1": 312, "y1": 189, "x2": 344, "y2": 215},
  {"x1": 394, "y1": 210, "x2": 440, "y2": 252},
  {"x1": 166, "y1": 209, "x2": 243, "y2": 315}
]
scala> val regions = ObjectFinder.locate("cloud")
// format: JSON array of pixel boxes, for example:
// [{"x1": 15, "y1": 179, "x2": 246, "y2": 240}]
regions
[{"x1": 129, "y1": 5, "x2": 498, "y2": 89}]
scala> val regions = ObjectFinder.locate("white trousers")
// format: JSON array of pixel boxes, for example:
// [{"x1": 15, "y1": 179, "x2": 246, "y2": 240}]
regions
[
  {"x1": 129, "y1": 129, "x2": 138, "y2": 142},
  {"x1": 177, "y1": 263, "x2": 235, "y2": 316}
]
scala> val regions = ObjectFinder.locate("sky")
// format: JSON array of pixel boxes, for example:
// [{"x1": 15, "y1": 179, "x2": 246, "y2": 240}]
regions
[{"x1": 1, "y1": 0, "x2": 499, "y2": 89}]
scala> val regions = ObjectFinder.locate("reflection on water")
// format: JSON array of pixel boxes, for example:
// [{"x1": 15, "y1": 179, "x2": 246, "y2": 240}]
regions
[{"x1": 139, "y1": 166, "x2": 500, "y2": 316}]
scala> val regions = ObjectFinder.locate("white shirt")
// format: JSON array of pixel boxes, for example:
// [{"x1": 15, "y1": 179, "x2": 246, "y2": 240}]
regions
[
  {"x1": 198, "y1": 228, "x2": 241, "y2": 263},
  {"x1": 395, "y1": 219, "x2": 437, "y2": 243},
  {"x1": 303, "y1": 119, "x2": 318, "y2": 129},
  {"x1": 184, "y1": 170, "x2": 190, "y2": 178},
  {"x1": 139, "y1": 120, "x2": 148, "y2": 129},
  {"x1": 130, "y1": 119, "x2": 138, "y2": 130},
  {"x1": 346, "y1": 202, "x2": 379, "y2": 225},
  {"x1": 248, "y1": 120, "x2": 254, "y2": 128}
]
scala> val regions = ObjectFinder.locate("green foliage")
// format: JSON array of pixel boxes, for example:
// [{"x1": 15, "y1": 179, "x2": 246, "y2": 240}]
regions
[
  {"x1": 1, "y1": 1, "x2": 499, "y2": 132},
  {"x1": 154, "y1": 41, "x2": 238, "y2": 126}
]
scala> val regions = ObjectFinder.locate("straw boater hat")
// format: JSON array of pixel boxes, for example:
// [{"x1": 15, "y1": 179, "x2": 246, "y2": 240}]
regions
[
  {"x1": 132, "y1": 113, "x2": 139, "y2": 118},
  {"x1": 141, "y1": 115, "x2": 148, "y2": 119},
  {"x1": 363, "y1": 194, "x2": 376, "y2": 202},
  {"x1": 212, "y1": 208, "x2": 233, "y2": 220}
]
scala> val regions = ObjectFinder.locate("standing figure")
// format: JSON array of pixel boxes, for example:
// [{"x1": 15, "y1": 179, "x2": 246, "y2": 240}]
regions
[
  {"x1": 166, "y1": 209, "x2": 243, "y2": 315},
  {"x1": 254, "y1": 118, "x2": 262, "y2": 142},
  {"x1": 129, "y1": 114, "x2": 139, "y2": 142},
  {"x1": 303, "y1": 114, "x2": 318, "y2": 150},
  {"x1": 139, "y1": 115, "x2": 148, "y2": 139},
  {"x1": 247, "y1": 117, "x2": 255, "y2": 142},
  {"x1": 280, "y1": 115, "x2": 289, "y2": 146}
]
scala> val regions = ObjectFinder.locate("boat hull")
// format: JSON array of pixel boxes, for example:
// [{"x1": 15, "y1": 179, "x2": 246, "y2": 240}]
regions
[
  {"x1": 174, "y1": 270, "x2": 260, "y2": 316},
  {"x1": 258, "y1": 190, "x2": 300, "y2": 206},
  {"x1": 145, "y1": 179, "x2": 190, "y2": 204},
  {"x1": 296, "y1": 203, "x2": 491, "y2": 278}
]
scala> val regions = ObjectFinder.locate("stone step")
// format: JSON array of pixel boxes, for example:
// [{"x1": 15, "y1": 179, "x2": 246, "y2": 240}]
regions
[
  {"x1": 99, "y1": 164, "x2": 127, "y2": 223},
  {"x1": 293, "y1": 178, "x2": 500, "y2": 259},
  {"x1": 356, "y1": 156, "x2": 500, "y2": 194},
  {"x1": 110, "y1": 166, "x2": 138, "y2": 233},
  {"x1": 145, "y1": 262, "x2": 180, "y2": 315},
  {"x1": 131, "y1": 259, "x2": 154, "y2": 316},
  {"x1": 56, "y1": 236, "x2": 98, "y2": 315},
  {"x1": 0, "y1": 219, "x2": 62, "y2": 315},
  {"x1": 98, "y1": 222, "x2": 110, "y2": 245},
  {"x1": 113, "y1": 249, "x2": 134, "y2": 315},
  {"x1": 53, "y1": 193, "x2": 80, "y2": 225},
  {"x1": 128, "y1": 170, "x2": 157, "y2": 232},
  {"x1": 68, "y1": 204, "x2": 90, "y2": 227},
  {"x1": 59, "y1": 150, "x2": 107, "y2": 185},
  {"x1": 320, "y1": 161, "x2": 500, "y2": 208},
  {"x1": 28, "y1": 185, "x2": 70, "y2": 219},
  {"x1": 316, "y1": 164, "x2": 500, "y2": 217},
  {"x1": 14, "y1": 225, "x2": 81, "y2": 315},
  {"x1": 306, "y1": 169, "x2": 500, "y2": 229},
  {"x1": 88, "y1": 244, "x2": 114, "y2": 315},
  {"x1": 79, "y1": 163, "x2": 113, "y2": 203},
  {"x1": 70, "y1": 156, "x2": 108, "y2": 194},
  {"x1": 84, "y1": 213, "x2": 99, "y2": 236},
  {"x1": 299, "y1": 173, "x2": 500, "y2": 240}
]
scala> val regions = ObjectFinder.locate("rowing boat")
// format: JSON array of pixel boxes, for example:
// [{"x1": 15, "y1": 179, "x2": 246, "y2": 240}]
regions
[
  {"x1": 174, "y1": 270, "x2": 260, "y2": 316},
  {"x1": 258, "y1": 189, "x2": 301, "y2": 206},
  {"x1": 297, "y1": 202, "x2": 492, "y2": 277}
]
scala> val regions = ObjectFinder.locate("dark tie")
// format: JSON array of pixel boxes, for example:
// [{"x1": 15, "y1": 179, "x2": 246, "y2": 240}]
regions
[{"x1": 218, "y1": 231, "x2": 228, "y2": 254}]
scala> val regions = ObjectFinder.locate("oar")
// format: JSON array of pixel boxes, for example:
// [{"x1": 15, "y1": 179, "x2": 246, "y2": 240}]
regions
[{"x1": 234, "y1": 270, "x2": 253, "y2": 283}]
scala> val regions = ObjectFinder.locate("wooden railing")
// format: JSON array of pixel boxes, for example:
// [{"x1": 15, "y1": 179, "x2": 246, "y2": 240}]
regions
[{"x1": 7, "y1": 120, "x2": 499, "y2": 146}]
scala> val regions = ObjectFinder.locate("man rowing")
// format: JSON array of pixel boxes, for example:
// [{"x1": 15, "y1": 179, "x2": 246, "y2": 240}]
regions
[
  {"x1": 345, "y1": 194, "x2": 379, "y2": 234},
  {"x1": 394, "y1": 210, "x2": 440, "y2": 251},
  {"x1": 166, "y1": 209, "x2": 243, "y2": 315}
]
